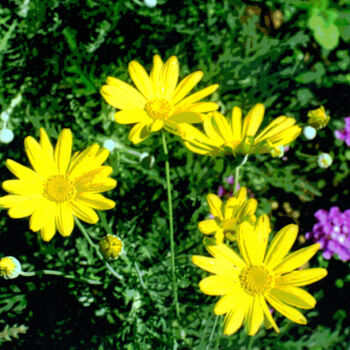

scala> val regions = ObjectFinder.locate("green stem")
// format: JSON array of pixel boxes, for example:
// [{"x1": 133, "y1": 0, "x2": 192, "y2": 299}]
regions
[
  {"x1": 247, "y1": 335, "x2": 255, "y2": 350},
  {"x1": 206, "y1": 314, "x2": 219, "y2": 350},
  {"x1": 20, "y1": 270, "x2": 102, "y2": 285},
  {"x1": 234, "y1": 155, "x2": 249, "y2": 194},
  {"x1": 161, "y1": 130, "x2": 180, "y2": 320},
  {"x1": 74, "y1": 217, "x2": 123, "y2": 280}
]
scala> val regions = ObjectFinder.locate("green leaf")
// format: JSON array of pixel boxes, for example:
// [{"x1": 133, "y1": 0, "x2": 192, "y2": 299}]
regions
[{"x1": 314, "y1": 23, "x2": 340, "y2": 50}]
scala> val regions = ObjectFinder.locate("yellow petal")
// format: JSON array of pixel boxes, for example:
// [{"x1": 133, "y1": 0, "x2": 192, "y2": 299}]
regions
[
  {"x1": 171, "y1": 71, "x2": 203, "y2": 105},
  {"x1": 270, "y1": 286, "x2": 316, "y2": 309},
  {"x1": 2, "y1": 179, "x2": 42, "y2": 196},
  {"x1": 114, "y1": 109, "x2": 151, "y2": 124},
  {"x1": 183, "y1": 102, "x2": 219, "y2": 113},
  {"x1": 202, "y1": 115, "x2": 225, "y2": 144},
  {"x1": 5, "y1": 159, "x2": 41, "y2": 180},
  {"x1": 67, "y1": 144, "x2": 100, "y2": 178},
  {"x1": 56, "y1": 203, "x2": 74, "y2": 237},
  {"x1": 101, "y1": 77, "x2": 146, "y2": 109},
  {"x1": 160, "y1": 56, "x2": 179, "y2": 100},
  {"x1": 206, "y1": 244, "x2": 246, "y2": 269},
  {"x1": 224, "y1": 197, "x2": 239, "y2": 219},
  {"x1": 128, "y1": 60, "x2": 154, "y2": 100},
  {"x1": 259, "y1": 295, "x2": 279, "y2": 333},
  {"x1": 39, "y1": 128, "x2": 54, "y2": 161},
  {"x1": 8, "y1": 196, "x2": 40, "y2": 218},
  {"x1": 229, "y1": 106, "x2": 242, "y2": 143},
  {"x1": 212, "y1": 112, "x2": 233, "y2": 143},
  {"x1": 273, "y1": 244, "x2": 321, "y2": 275},
  {"x1": 0, "y1": 194, "x2": 27, "y2": 208},
  {"x1": 237, "y1": 222, "x2": 261, "y2": 265},
  {"x1": 207, "y1": 194, "x2": 224, "y2": 220},
  {"x1": 183, "y1": 141, "x2": 212, "y2": 155},
  {"x1": 234, "y1": 186, "x2": 247, "y2": 204},
  {"x1": 253, "y1": 214, "x2": 270, "y2": 263},
  {"x1": 198, "y1": 219, "x2": 219, "y2": 234},
  {"x1": 276, "y1": 268, "x2": 327, "y2": 287},
  {"x1": 69, "y1": 199, "x2": 99, "y2": 224},
  {"x1": 242, "y1": 104, "x2": 265, "y2": 138},
  {"x1": 214, "y1": 293, "x2": 236, "y2": 315},
  {"x1": 245, "y1": 296, "x2": 264, "y2": 335},
  {"x1": 192, "y1": 255, "x2": 237, "y2": 275},
  {"x1": 150, "y1": 54, "x2": 163, "y2": 97},
  {"x1": 199, "y1": 275, "x2": 236, "y2": 295},
  {"x1": 266, "y1": 294, "x2": 307, "y2": 325},
  {"x1": 169, "y1": 112, "x2": 202, "y2": 123},
  {"x1": 223, "y1": 306, "x2": 246, "y2": 335},
  {"x1": 76, "y1": 192, "x2": 115, "y2": 210},
  {"x1": 128, "y1": 123, "x2": 151, "y2": 144},
  {"x1": 176, "y1": 84, "x2": 219, "y2": 107},
  {"x1": 266, "y1": 125, "x2": 302, "y2": 146},
  {"x1": 239, "y1": 198, "x2": 257, "y2": 218},
  {"x1": 148, "y1": 119, "x2": 164, "y2": 132},
  {"x1": 264, "y1": 224, "x2": 299, "y2": 269},
  {"x1": 29, "y1": 198, "x2": 50, "y2": 232},
  {"x1": 25, "y1": 136, "x2": 56, "y2": 177},
  {"x1": 41, "y1": 203, "x2": 57, "y2": 241},
  {"x1": 54, "y1": 129, "x2": 72, "y2": 174}
]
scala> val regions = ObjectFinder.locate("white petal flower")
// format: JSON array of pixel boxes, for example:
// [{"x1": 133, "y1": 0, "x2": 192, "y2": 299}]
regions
[
  {"x1": 317, "y1": 153, "x2": 332, "y2": 169},
  {"x1": 0, "y1": 128, "x2": 14, "y2": 143}
]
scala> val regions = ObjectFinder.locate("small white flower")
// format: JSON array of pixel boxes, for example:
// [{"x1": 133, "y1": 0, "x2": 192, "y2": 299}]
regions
[
  {"x1": 103, "y1": 139, "x2": 116, "y2": 152},
  {"x1": 1, "y1": 112, "x2": 10, "y2": 122},
  {"x1": 144, "y1": 0, "x2": 157, "y2": 8},
  {"x1": 317, "y1": 153, "x2": 332, "y2": 169},
  {"x1": 303, "y1": 126, "x2": 316, "y2": 140},
  {"x1": 0, "y1": 128, "x2": 14, "y2": 144}
]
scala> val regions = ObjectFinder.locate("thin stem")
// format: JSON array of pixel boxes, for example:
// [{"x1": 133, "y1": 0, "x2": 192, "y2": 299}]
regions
[
  {"x1": 74, "y1": 217, "x2": 124, "y2": 280},
  {"x1": 161, "y1": 130, "x2": 180, "y2": 320},
  {"x1": 20, "y1": 270, "x2": 102, "y2": 285},
  {"x1": 234, "y1": 155, "x2": 249, "y2": 194},
  {"x1": 206, "y1": 314, "x2": 219, "y2": 350},
  {"x1": 247, "y1": 335, "x2": 255, "y2": 350}
]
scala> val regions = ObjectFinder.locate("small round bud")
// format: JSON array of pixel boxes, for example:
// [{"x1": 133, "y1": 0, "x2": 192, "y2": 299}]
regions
[
  {"x1": 0, "y1": 256, "x2": 22, "y2": 279},
  {"x1": 317, "y1": 153, "x2": 332, "y2": 169},
  {"x1": 99, "y1": 234, "x2": 124, "y2": 260},
  {"x1": 0, "y1": 128, "x2": 14, "y2": 144},
  {"x1": 139, "y1": 152, "x2": 155, "y2": 169},
  {"x1": 144, "y1": 0, "x2": 157, "y2": 7},
  {"x1": 1, "y1": 112, "x2": 10, "y2": 122},
  {"x1": 303, "y1": 126, "x2": 316, "y2": 140},
  {"x1": 270, "y1": 145, "x2": 284, "y2": 158},
  {"x1": 103, "y1": 139, "x2": 116, "y2": 152}
]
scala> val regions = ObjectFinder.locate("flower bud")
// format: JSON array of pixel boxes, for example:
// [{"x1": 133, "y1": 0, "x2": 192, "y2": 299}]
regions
[
  {"x1": 103, "y1": 139, "x2": 116, "y2": 152},
  {"x1": 270, "y1": 145, "x2": 284, "y2": 158},
  {"x1": 307, "y1": 106, "x2": 330, "y2": 129},
  {"x1": 144, "y1": 0, "x2": 157, "y2": 7},
  {"x1": 99, "y1": 234, "x2": 123, "y2": 260},
  {"x1": 0, "y1": 128, "x2": 14, "y2": 144},
  {"x1": 1, "y1": 112, "x2": 10, "y2": 122},
  {"x1": 317, "y1": 153, "x2": 332, "y2": 169},
  {"x1": 303, "y1": 126, "x2": 316, "y2": 140},
  {"x1": 0, "y1": 256, "x2": 22, "y2": 279}
]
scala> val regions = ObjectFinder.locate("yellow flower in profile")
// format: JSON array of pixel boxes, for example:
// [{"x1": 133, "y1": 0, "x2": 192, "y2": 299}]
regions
[
  {"x1": 192, "y1": 219, "x2": 327, "y2": 336},
  {"x1": 101, "y1": 54, "x2": 219, "y2": 144},
  {"x1": 176, "y1": 104, "x2": 301, "y2": 156},
  {"x1": 99, "y1": 234, "x2": 124, "y2": 260},
  {"x1": 198, "y1": 187, "x2": 258, "y2": 244},
  {"x1": 307, "y1": 106, "x2": 330, "y2": 129},
  {"x1": 0, "y1": 256, "x2": 21, "y2": 279},
  {"x1": 0, "y1": 129, "x2": 116, "y2": 242}
]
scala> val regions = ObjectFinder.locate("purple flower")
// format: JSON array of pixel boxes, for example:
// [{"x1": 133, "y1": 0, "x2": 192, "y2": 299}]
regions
[
  {"x1": 306, "y1": 206, "x2": 350, "y2": 262},
  {"x1": 335, "y1": 117, "x2": 350, "y2": 146}
]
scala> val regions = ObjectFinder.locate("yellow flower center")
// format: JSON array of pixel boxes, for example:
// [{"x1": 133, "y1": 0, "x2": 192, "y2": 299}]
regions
[
  {"x1": 144, "y1": 99, "x2": 172, "y2": 121},
  {"x1": 239, "y1": 265, "x2": 273, "y2": 296},
  {"x1": 43, "y1": 175, "x2": 76, "y2": 203}
]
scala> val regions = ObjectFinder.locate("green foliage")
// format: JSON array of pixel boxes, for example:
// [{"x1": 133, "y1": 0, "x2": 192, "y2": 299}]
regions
[{"x1": 0, "y1": 0, "x2": 349, "y2": 348}]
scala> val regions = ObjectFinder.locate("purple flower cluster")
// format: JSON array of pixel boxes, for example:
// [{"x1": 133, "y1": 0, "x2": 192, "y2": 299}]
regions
[
  {"x1": 217, "y1": 175, "x2": 238, "y2": 198},
  {"x1": 335, "y1": 117, "x2": 350, "y2": 146},
  {"x1": 306, "y1": 206, "x2": 350, "y2": 262}
]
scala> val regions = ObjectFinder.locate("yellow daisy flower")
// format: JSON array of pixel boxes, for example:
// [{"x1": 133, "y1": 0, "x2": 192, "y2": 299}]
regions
[
  {"x1": 307, "y1": 106, "x2": 330, "y2": 129},
  {"x1": 0, "y1": 256, "x2": 21, "y2": 279},
  {"x1": 192, "y1": 219, "x2": 327, "y2": 336},
  {"x1": 0, "y1": 128, "x2": 116, "y2": 242},
  {"x1": 198, "y1": 187, "x2": 258, "y2": 244},
  {"x1": 100, "y1": 54, "x2": 219, "y2": 144},
  {"x1": 176, "y1": 104, "x2": 301, "y2": 156}
]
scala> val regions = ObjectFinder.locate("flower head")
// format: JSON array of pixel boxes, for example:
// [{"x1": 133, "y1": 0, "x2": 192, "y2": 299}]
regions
[
  {"x1": 99, "y1": 234, "x2": 124, "y2": 260},
  {"x1": 176, "y1": 104, "x2": 301, "y2": 157},
  {"x1": 317, "y1": 153, "x2": 332, "y2": 169},
  {"x1": 198, "y1": 187, "x2": 258, "y2": 244},
  {"x1": 192, "y1": 219, "x2": 327, "y2": 335},
  {"x1": 335, "y1": 117, "x2": 350, "y2": 146},
  {"x1": 101, "y1": 54, "x2": 219, "y2": 144},
  {"x1": 0, "y1": 256, "x2": 21, "y2": 279},
  {"x1": 0, "y1": 129, "x2": 116, "y2": 241},
  {"x1": 303, "y1": 126, "x2": 317, "y2": 140},
  {"x1": 306, "y1": 206, "x2": 350, "y2": 262},
  {"x1": 307, "y1": 106, "x2": 330, "y2": 129}
]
